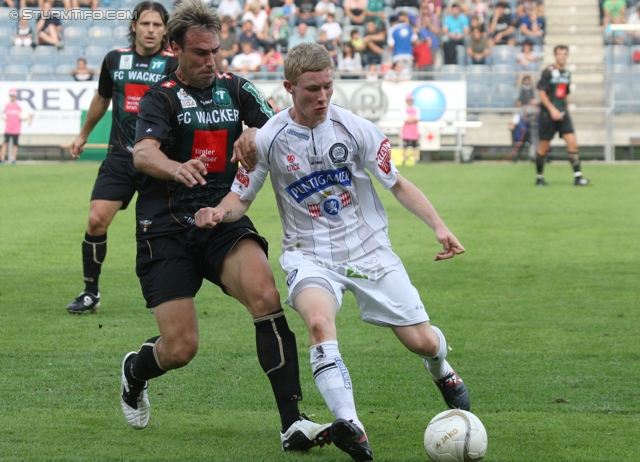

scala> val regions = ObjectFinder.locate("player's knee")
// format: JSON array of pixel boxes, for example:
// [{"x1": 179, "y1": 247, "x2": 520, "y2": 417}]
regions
[
  {"x1": 405, "y1": 329, "x2": 440, "y2": 357},
  {"x1": 307, "y1": 314, "x2": 334, "y2": 343},
  {"x1": 163, "y1": 337, "x2": 199, "y2": 369},
  {"x1": 246, "y1": 284, "x2": 282, "y2": 318},
  {"x1": 87, "y1": 210, "x2": 110, "y2": 235}
]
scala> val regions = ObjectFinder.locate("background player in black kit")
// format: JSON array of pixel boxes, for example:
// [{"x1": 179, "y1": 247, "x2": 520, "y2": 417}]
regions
[
  {"x1": 535, "y1": 45, "x2": 591, "y2": 187},
  {"x1": 119, "y1": 0, "x2": 332, "y2": 451},
  {"x1": 66, "y1": 2, "x2": 178, "y2": 314}
]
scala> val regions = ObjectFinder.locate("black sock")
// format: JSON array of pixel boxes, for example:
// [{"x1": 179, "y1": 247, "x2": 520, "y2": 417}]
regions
[
  {"x1": 82, "y1": 232, "x2": 106, "y2": 295},
  {"x1": 535, "y1": 154, "x2": 545, "y2": 176},
  {"x1": 254, "y1": 310, "x2": 302, "y2": 432},
  {"x1": 127, "y1": 336, "x2": 166, "y2": 386},
  {"x1": 568, "y1": 152, "x2": 581, "y2": 174}
]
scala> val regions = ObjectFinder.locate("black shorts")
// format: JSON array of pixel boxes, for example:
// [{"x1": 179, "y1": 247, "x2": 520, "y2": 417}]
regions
[
  {"x1": 90, "y1": 154, "x2": 146, "y2": 209},
  {"x1": 539, "y1": 111, "x2": 574, "y2": 141},
  {"x1": 135, "y1": 216, "x2": 268, "y2": 308},
  {"x1": 4, "y1": 134, "x2": 19, "y2": 146},
  {"x1": 403, "y1": 139, "x2": 418, "y2": 148}
]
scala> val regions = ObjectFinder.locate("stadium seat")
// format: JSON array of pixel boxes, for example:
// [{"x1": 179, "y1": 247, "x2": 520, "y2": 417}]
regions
[
  {"x1": 4, "y1": 63, "x2": 30, "y2": 80},
  {"x1": 64, "y1": 14, "x2": 92, "y2": 28},
  {"x1": 492, "y1": 64, "x2": 517, "y2": 86},
  {"x1": 612, "y1": 83, "x2": 631, "y2": 113},
  {"x1": 85, "y1": 46, "x2": 109, "y2": 68},
  {"x1": 56, "y1": 63, "x2": 76, "y2": 81},
  {"x1": 492, "y1": 45, "x2": 517, "y2": 66},
  {"x1": 112, "y1": 26, "x2": 130, "y2": 48},
  {"x1": 439, "y1": 64, "x2": 464, "y2": 81},
  {"x1": 31, "y1": 64, "x2": 56, "y2": 81},
  {"x1": 333, "y1": 6, "x2": 344, "y2": 23},
  {"x1": 88, "y1": 26, "x2": 114, "y2": 46},
  {"x1": 466, "y1": 65, "x2": 491, "y2": 85},
  {"x1": 467, "y1": 84, "x2": 492, "y2": 108},
  {"x1": 64, "y1": 26, "x2": 89, "y2": 47},
  {"x1": 604, "y1": 45, "x2": 630, "y2": 68},
  {"x1": 58, "y1": 45, "x2": 84, "y2": 65},
  {"x1": 157, "y1": 0, "x2": 173, "y2": 12},
  {"x1": 9, "y1": 46, "x2": 33, "y2": 66},
  {"x1": 611, "y1": 63, "x2": 630, "y2": 85},
  {"x1": 0, "y1": 7, "x2": 17, "y2": 28},
  {"x1": 85, "y1": 45, "x2": 110, "y2": 57},
  {"x1": 0, "y1": 45, "x2": 8, "y2": 65},
  {"x1": 119, "y1": 0, "x2": 139, "y2": 8},
  {"x1": 491, "y1": 84, "x2": 517, "y2": 108},
  {"x1": 34, "y1": 45, "x2": 59, "y2": 66},
  {"x1": 455, "y1": 44, "x2": 466, "y2": 66},
  {"x1": 0, "y1": 25, "x2": 12, "y2": 45}
]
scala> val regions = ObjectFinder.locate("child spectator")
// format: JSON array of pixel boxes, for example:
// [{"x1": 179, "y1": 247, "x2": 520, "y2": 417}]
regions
[
  {"x1": 401, "y1": 93, "x2": 420, "y2": 165},
  {"x1": 282, "y1": 0, "x2": 298, "y2": 30},
  {"x1": 365, "y1": 63, "x2": 379, "y2": 80},
  {"x1": 320, "y1": 12, "x2": 342, "y2": 42},
  {"x1": 14, "y1": 16, "x2": 33, "y2": 47},
  {"x1": 349, "y1": 28, "x2": 364, "y2": 52},
  {"x1": 337, "y1": 42, "x2": 363, "y2": 79},
  {"x1": 1, "y1": 89, "x2": 32, "y2": 165},
  {"x1": 314, "y1": 0, "x2": 335, "y2": 27},
  {"x1": 71, "y1": 58, "x2": 98, "y2": 81},
  {"x1": 383, "y1": 60, "x2": 411, "y2": 81},
  {"x1": 269, "y1": 11, "x2": 289, "y2": 51}
]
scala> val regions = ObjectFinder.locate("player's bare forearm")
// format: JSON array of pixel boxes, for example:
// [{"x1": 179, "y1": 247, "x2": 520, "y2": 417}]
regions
[
  {"x1": 538, "y1": 89, "x2": 556, "y2": 113},
  {"x1": 195, "y1": 192, "x2": 251, "y2": 228},
  {"x1": 133, "y1": 139, "x2": 207, "y2": 187}
]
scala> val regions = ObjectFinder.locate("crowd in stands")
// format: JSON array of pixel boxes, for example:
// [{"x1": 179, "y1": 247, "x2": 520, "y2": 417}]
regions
[{"x1": 601, "y1": 0, "x2": 640, "y2": 45}]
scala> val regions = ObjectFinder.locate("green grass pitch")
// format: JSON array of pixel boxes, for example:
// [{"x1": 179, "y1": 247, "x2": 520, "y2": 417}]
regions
[{"x1": 0, "y1": 161, "x2": 638, "y2": 461}]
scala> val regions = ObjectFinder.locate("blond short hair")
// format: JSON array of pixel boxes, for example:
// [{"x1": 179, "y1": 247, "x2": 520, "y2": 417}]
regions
[
  {"x1": 284, "y1": 43, "x2": 335, "y2": 85},
  {"x1": 168, "y1": 0, "x2": 221, "y2": 49}
]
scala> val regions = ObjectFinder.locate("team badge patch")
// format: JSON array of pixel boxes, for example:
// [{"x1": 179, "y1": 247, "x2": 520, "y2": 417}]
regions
[
  {"x1": 177, "y1": 88, "x2": 197, "y2": 108},
  {"x1": 286, "y1": 269, "x2": 298, "y2": 286},
  {"x1": 376, "y1": 138, "x2": 392, "y2": 174},
  {"x1": 214, "y1": 88, "x2": 231, "y2": 105},
  {"x1": 308, "y1": 191, "x2": 352, "y2": 219},
  {"x1": 149, "y1": 58, "x2": 166, "y2": 73},
  {"x1": 139, "y1": 220, "x2": 152, "y2": 232},
  {"x1": 119, "y1": 54, "x2": 133, "y2": 70},
  {"x1": 329, "y1": 143, "x2": 348, "y2": 163}
]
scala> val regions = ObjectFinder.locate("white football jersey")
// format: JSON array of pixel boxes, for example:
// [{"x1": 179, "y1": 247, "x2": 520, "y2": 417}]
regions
[{"x1": 231, "y1": 104, "x2": 399, "y2": 264}]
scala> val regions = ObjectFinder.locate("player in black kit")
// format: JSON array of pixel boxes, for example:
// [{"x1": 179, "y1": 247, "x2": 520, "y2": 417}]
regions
[
  {"x1": 118, "y1": 0, "x2": 332, "y2": 452},
  {"x1": 535, "y1": 45, "x2": 591, "y2": 187},
  {"x1": 66, "y1": 2, "x2": 178, "y2": 314}
]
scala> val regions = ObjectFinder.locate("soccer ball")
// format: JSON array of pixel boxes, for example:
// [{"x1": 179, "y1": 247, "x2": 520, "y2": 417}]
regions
[{"x1": 424, "y1": 409, "x2": 488, "y2": 462}]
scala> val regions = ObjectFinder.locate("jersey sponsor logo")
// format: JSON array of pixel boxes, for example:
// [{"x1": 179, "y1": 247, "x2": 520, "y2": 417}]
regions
[
  {"x1": 376, "y1": 138, "x2": 392, "y2": 174},
  {"x1": 161, "y1": 80, "x2": 177, "y2": 88},
  {"x1": 286, "y1": 154, "x2": 300, "y2": 172},
  {"x1": 123, "y1": 83, "x2": 150, "y2": 113},
  {"x1": 242, "y1": 82, "x2": 275, "y2": 118},
  {"x1": 286, "y1": 128, "x2": 310, "y2": 140},
  {"x1": 285, "y1": 167, "x2": 353, "y2": 203},
  {"x1": 308, "y1": 191, "x2": 352, "y2": 219},
  {"x1": 149, "y1": 58, "x2": 166, "y2": 73},
  {"x1": 135, "y1": 62, "x2": 149, "y2": 69},
  {"x1": 213, "y1": 88, "x2": 231, "y2": 105},
  {"x1": 178, "y1": 88, "x2": 197, "y2": 108},
  {"x1": 555, "y1": 83, "x2": 567, "y2": 99},
  {"x1": 119, "y1": 54, "x2": 133, "y2": 70},
  {"x1": 329, "y1": 143, "x2": 348, "y2": 164},
  {"x1": 235, "y1": 166, "x2": 250, "y2": 187},
  {"x1": 286, "y1": 268, "x2": 298, "y2": 287},
  {"x1": 192, "y1": 129, "x2": 228, "y2": 172},
  {"x1": 216, "y1": 72, "x2": 233, "y2": 80}
]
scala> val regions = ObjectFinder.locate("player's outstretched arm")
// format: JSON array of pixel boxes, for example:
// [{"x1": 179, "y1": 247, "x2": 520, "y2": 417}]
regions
[
  {"x1": 231, "y1": 127, "x2": 258, "y2": 171},
  {"x1": 133, "y1": 138, "x2": 208, "y2": 188},
  {"x1": 390, "y1": 173, "x2": 465, "y2": 261},
  {"x1": 69, "y1": 92, "x2": 110, "y2": 158},
  {"x1": 194, "y1": 192, "x2": 252, "y2": 228}
]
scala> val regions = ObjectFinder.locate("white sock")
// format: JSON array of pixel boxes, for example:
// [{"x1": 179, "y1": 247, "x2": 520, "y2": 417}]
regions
[
  {"x1": 421, "y1": 325, "x2": 454, "y2": 380},
  {"x1": 310, "y1": 340, "x2": 363, "y2": 431}
]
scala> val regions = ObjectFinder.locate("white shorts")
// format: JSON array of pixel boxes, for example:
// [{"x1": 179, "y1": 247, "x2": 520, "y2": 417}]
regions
[{"x1": 279, "y1": 247, "x2": 429, "y2": 327}]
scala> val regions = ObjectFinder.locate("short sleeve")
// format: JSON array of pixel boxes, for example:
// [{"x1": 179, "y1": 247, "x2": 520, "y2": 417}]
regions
[
  {"x1": 357, "y1": 119, "x2": 398, "y2": 190},
  {"x1": 536, "y1": 68, "x2": 550, "y2": 92},
  {"x1": 135, "y1": 88, "x2": 173, "y2": 145},
  {"x1": 230, "y1": 128, "x2": 270, "y2": 201},
  {"x1": 97, "y1": 57, "x2": 113, "y2": 99}
]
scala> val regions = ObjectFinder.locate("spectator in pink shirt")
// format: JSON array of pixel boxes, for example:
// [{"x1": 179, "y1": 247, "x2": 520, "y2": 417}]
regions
[
  {"x1": 2, "y1": 89, "x2": 32, "y2": 165},
  {"x1": 401, "y1": 93, "x2": 420, "y2": 164}
]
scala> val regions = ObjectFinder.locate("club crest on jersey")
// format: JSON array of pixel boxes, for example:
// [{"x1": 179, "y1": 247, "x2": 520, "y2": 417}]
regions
[
  {"x1": 308, "y1": 191, "x2": 352, "y2": 219},
  {"x1": 286, "y1": 269, "x2": 298, "y2": 286},
  {"x1": 214, "y1": 88, "x2": 231, "y2": 105},
  {"x1": 119, "y1": 54, "x2": 133, "y2": 70},
  {"x1": 329, "y1": 143, "x2": 348, "y2": 164},
  {"x1": 139, "y1": 220, "x2": 152, "y2": 232},
  {"x1": 177, "y1": 88, "x2": 197, "y2": 108},
  {"x1": 285, "y1": 167, "x2": 352, "y2": 203}
]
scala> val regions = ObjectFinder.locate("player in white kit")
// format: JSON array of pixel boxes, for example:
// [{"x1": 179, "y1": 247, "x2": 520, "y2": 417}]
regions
[{"x1": 195, "y1": 43, "x2": 470, "y2": 461}]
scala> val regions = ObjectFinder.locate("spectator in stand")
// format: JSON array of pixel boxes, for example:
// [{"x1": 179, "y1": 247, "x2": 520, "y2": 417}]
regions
[
  {"x1": 362, "y1": 19, "x2": 386, "y2": 65},
  {"x1": 269, "y1": 10, "x2": 290, "y2": 50},
  {"x1": 442, "y1": 3, "x2": 469, "y2": 64},
  {"x1": 37, "y1": 0, "x2": 63, "y2": 48},
  {"x1": 242, "y1": 1, "x2": 273, "y2": 49},
  {"x1": 282, "y1": 0, "x2": 298, "y2": 30},
  {"x1": 19, "y1": 0, "x2": 41, "y2": 10},
  {"x1": 320, "y1": 12, "x2": 342, "y2": 42},
  {"x1": 388, "y1": 12, "x2": 418, "y2": 70},
  {"x1": 243, "y1": 0, "x2": 270, "y2": 13},
  {"x1": 261, "y1": 43, "x2": 284, "y2": 75},
  {"x1": 515, "y1": 74, "x2": 537, "y2": 107},
  {"x1": 416, "y1": 2, "x2": 440, "y2": 34},
  {"x1": 288, "y1": 21, "x2": 316, "y2": 48},
  {"x1": 383, "y1": 60, "x2": 411, "y2": 81},
  {"x1": 71, "y1": 58, "x2": 98, "y2": 81},
  {"x1": 401, "y1": 93, "x2": 420, "y2": 165},
  {"x1": 314, "y1": 0, "x2": 335, "y2": 27},
  {"x1": 489, "y1": 2, "x2": 516, "y2": 46},
  {"x1": 517, "y1": 0, "x2": 544, "y2": 20},
  {"x1": 231, "y1": 40, "x2": 264, "y2": 75},
  {"x1": 519, "y1": 8, "x2": 545, "y2": 46},
  {"x1": 365, "y1": 63, "x2": 379, "y2": 80},
  {"x1": 419, "y1": 0, "x2": 442, "y2": 31},
  {"x1": 413, "y1": 32, "x2": 434, "y2": 77},
  {"x1": 72, "y1": 0, "x2": 98, "y2": 9},
  {"x1": 238, "y1": 20, "x2": 261, "y2": 51},
  {"x1": 627, "y1": 4, "x2": 640, "y2": 45},
  {"x1": 294, "y1": 0, "x2": 318, "y2": 27},
  {"x1": 1, "y1": 89, "x2": 31, "y2": 165},
  {"x1": 217, "y1": 0, "x2": 244, "y2": 25},
  {"x1": 365, "y1": 0, "x2": 386, "y2": 26},
  {"x1": 2, "y1": 0, "x2": 16, "y2": 7},
  {"x1": 467, "y1": 26, "x2": 490, "y2": 64},
  {"x1": 470, "y1": 0, "x2": 489, "y2": 23},
  {"x1": 602, "y1": 0, "x2": 626, "y2": 26},
  {"x1": 516, "y1": 39, "x2": 540, "y2": 72},
  {"x1": 349, "y1": 28, "x2": 364, "y2": 52},
  {"x1": 605, "y1": 14, "x2": 627, "y2": 45},
  {"x1": 219, "y1": 16, "x2": 239, "y2": 66},
  {"x1": 343, "y1": 0, "x2": 368, "y2": 26},
  {"x1": 317, "y1": 29, "x2": 339, "y2": 63},
  {"x1": 337, "y1": 42, "x2": 364, "y2": 79},
  {"x1": 14, "y1": 17, "x2": 33, "y2": 47}
]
